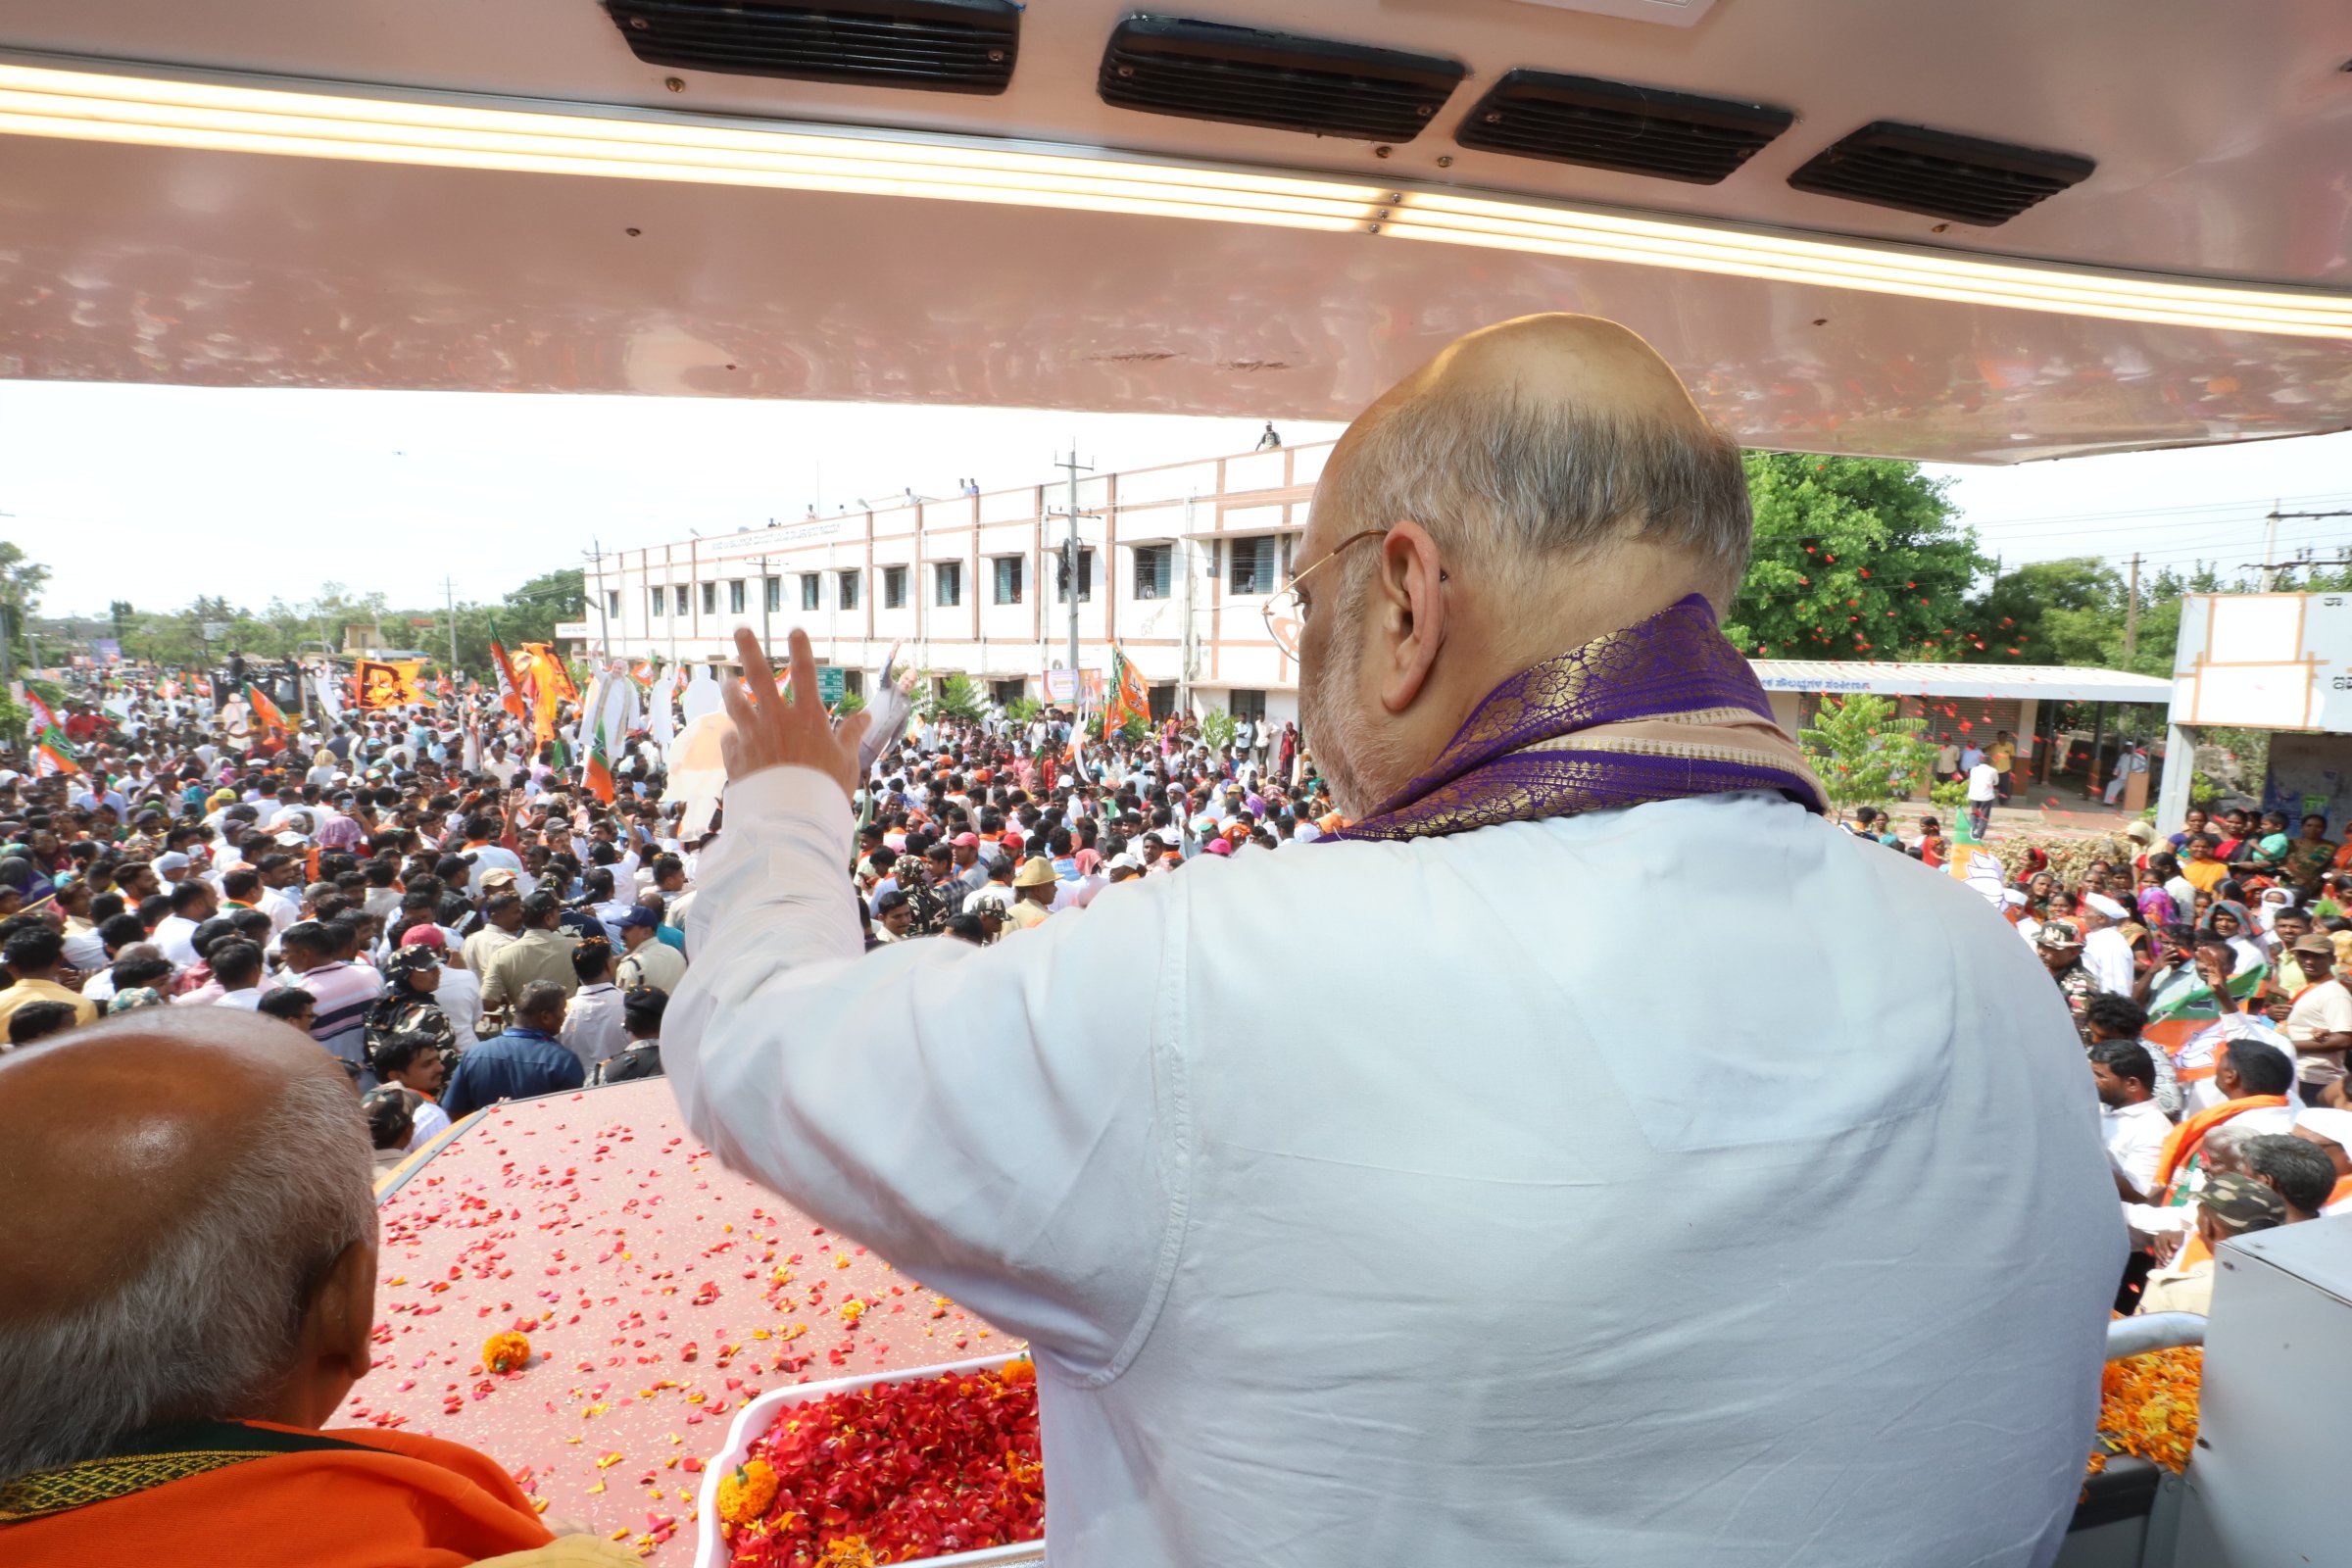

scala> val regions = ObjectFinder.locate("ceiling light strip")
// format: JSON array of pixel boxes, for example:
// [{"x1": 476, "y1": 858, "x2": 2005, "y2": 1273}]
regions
[
  {"x1": 1396, "y1": 193, "x2": 2350, "y2": 331},
  {"x1": 0, "y1": 59, "x2": 2343, "y2": 340}
]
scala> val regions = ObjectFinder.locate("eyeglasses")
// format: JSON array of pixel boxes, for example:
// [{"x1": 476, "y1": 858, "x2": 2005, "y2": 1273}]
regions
[{"x1": 1261, "y1": 528, "x2": 1393, "y2": 659}]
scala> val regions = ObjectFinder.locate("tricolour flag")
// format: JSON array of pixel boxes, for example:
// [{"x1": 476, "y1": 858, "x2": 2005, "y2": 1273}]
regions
[{"x1": 23, "y1": 691, "x2": 80, "y2": 776}]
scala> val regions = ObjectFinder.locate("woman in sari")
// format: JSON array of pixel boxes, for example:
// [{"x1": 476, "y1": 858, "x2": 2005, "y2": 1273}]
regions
[
  {"x1": 2023, "y1": 869, "x2": 2058, "y2": 923},
  {"x1": 2283, "y1": 812, "x2": 2337, "y2": 893},
  {"x1": 2136, "y1": 866, "x2": 2182, "y2": 931}
]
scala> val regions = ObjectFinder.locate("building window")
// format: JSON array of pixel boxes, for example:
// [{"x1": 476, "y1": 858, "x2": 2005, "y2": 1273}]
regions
[
  {"x1": 842, "y1": 669, "x2": 865, "y2": 699},
  {"x1": 673, "y1": 584, "x2": 691, "y2": 616},
  {"x1": 992, "y1": 678, "x2": 1026, "y2": 707},
  {"x1": 993, "y1": 556, "x2": 1024, "y2": 605},
  {"x1": 1133, "y1": 544, "x2": 1173, "y2": 600},
  {"x1": 934, "y1": 561, "x2": 962, "y2": 608},
  {"x1": 1228, "y1": 536, "x2": 1276, "y2": 597},
  {"x1": 605, "y1": 589, "x2": 621, "y2": 619},
  {"x1": 1229, "y1": 688, "x2": 1267, "y2": 722},
  {"x1": 882, "y1": 565, "x2": 908, "y2": 610},
  {"x1": 1055, "y1": 546, "x2": 1097, "y2": 604},
  {"x1": 701, "y1": 581, "x2": 717, "y2": 615},
  {"x1": 839, "y1": 569, "x2": 861, "y2": 611},
  {"x1": 764, "y1": 576, "x2": 781, "y2": 612},
  {"x1": 650, "y1": 587, "x2": 665, "y2": 619},
  {"x1": 800, "y1": 574, "x2": 820, "y2": 612},
  {"x1": 1149, "y1": 682, "x2": 1177, "y2": 721}
]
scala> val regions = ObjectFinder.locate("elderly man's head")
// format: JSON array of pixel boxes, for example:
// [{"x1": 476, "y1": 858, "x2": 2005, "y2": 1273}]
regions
[
  {"x1": 1295, "y1": 315, "x2": 1748, "y2": 814},
  {"x1": 0, "y1": 1008, "x2": 376, "y2": 1484}
]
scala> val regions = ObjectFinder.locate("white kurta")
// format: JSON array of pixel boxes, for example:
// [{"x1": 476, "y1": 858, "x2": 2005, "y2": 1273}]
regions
[{"x1": 667, "y1": 771, "x2": 2121, "y2": 1568}]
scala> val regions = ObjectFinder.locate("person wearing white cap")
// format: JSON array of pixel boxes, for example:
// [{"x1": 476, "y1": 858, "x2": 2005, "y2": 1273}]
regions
[{"x1": 2079, "y1": 893, "x2": 2136, "y2": 996}]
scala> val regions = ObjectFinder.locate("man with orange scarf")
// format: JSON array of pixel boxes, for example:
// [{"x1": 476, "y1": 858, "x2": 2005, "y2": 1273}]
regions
[
  {"x1": 0, "y1": 1009, "x2": 631, "y2": 1566},
  {"x1": 2126, "y1": 1037, "x2": 2299, "y2": 1270}
]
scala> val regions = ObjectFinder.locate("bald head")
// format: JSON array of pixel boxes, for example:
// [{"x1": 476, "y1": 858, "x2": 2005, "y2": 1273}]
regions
[
  {"x1": 0, "y1": 1009, "x2": 348, "y2": 1320},
  {"x1": 1317, "y1": 312, "x2": 1748, "y2": 602},
  {"x1": 1351, "y1": 314, "x2": 1718, "y2": 447},
  {"x1": 0, "y1": 1009, "x2": 376, "y2": 1483},
  {"x1": 1296, "y1": 315, "x2": 1751, "y2": 815}
]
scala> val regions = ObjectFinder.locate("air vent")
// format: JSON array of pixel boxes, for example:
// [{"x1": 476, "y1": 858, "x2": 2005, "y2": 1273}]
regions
[
  {"x1": 1788, "y1": 122, "x2": 2093, "y2": 226},
  {"x1": 1453, "y1": 71, "x2": 1791, "y2": 184},
  {"x1": 602, "y1": 0, "x2": 1019, "y2": 95},
  {"x1": 1100, "y1": 16, "x2": 1464, "y2": 142}
]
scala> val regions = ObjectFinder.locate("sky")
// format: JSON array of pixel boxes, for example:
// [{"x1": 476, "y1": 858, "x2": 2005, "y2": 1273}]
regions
[{"x1": 4, "y1": 379, "x2": 2349, "y2": 617}]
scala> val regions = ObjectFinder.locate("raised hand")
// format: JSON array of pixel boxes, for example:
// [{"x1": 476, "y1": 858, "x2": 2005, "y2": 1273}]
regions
[{"x1": 718, "y1": 627, "x2": 873, "y2": 802}]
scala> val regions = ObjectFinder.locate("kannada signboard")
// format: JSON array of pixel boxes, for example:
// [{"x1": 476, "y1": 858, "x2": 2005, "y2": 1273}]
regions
[{"x1": 817, "y1": 665, "x2": 846, "y2": 706}]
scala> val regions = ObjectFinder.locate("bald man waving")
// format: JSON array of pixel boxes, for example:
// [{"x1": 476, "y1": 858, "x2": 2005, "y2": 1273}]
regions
[{"x1": 666, "y1": 316, "x2": 2121, "y2": 1567}]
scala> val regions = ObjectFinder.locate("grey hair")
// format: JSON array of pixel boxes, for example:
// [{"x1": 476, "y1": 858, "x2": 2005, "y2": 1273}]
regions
[
  {"x1": 1315, "y1": 377, "x2": 1752, "y2": 589},
  {"x1": 0, "y1": 1072, "x2": 375, "y2": 1484}
]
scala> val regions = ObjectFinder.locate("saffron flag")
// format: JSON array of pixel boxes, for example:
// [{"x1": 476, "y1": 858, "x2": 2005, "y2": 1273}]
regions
[
  {"x1": 519, "y1": 644, "x2": 578, "y2": 702},
  {"x1": 246, "y1": 683, "x2": 291, "y2": 735},
  {"x1": 487, "y1": 639, "x2": 528, "y2": 722},
  {"x1": 353, "y1": 658, "x2": 427, "y2": 710},
  {"x1": 1104, "y1": 645, "x2": 1150, "y2": 734}
]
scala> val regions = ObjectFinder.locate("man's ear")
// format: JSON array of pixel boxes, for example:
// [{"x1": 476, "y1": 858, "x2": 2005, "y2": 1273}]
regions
[
  {"x1": 1371, "y1": 521, "x2": 1448, "y2": 716},
  {"x1": 293, "y1": 1238, "x2": 378, "y2": 1426}
]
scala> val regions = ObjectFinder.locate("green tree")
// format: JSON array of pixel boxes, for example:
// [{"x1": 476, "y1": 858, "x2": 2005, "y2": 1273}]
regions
[
  {"x1": 0, "y1": 542, "x2": 50, "y2": 667},
  {"x1": 1199, "y1": 708, "x2": 1238, "y2": 751},
  {"x1": 1799, "y1": 693, "x2": 1937, "y2": 812},
  {"x1": 1960, "y1": 559, "x2": 2124, "y2": 664},
  {"x1": 1726, "y1": 455, "x2": 1988, "y2": 660},
  {"x1": 911, "y1": 672, "x2": 987, "y2": 721}
]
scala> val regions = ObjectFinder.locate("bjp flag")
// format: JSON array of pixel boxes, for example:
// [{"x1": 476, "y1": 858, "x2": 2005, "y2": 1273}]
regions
[{"x1": 245, "y1": 683, "x2": 292, "y2": 735}]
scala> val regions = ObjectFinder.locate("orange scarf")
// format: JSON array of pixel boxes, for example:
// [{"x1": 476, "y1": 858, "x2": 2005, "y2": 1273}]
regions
[
  {"x1": 1, "y1": 1420, "x2": 553, "y2": 1567},
  {"x1": 2152, "y1": 1095, "x2": 2292, "y2": 1192}
]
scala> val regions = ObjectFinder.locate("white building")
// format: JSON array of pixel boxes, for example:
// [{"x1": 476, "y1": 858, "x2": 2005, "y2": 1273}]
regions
[{"x1": 567, "y1": 437, "x2": 1328, "y2": 726}]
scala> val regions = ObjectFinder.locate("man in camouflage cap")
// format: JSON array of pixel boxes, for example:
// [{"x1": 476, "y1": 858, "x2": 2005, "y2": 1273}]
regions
[{"x1": 2139, "y1": 1172, "x2": 2288, "y2": 1316}]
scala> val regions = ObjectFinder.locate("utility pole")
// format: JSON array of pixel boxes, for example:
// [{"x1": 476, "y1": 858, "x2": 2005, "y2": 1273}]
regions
[
  {"x1": 1054, "y1": 446, "x2": 1093, "y2": 715},
  {"x1": 583, "y1": 542, "x2": 612, "y2": 661},
  {"x1": 2124, "y1": 552, "x2": 2141, "y2": 662},
  {"x1": 2244, "y1": 510, "x2": 2352, "y2": 591},
  {"x1": 443, "y1": 576, "x2": 460, "y2": 675},
  {"x1": 758, "y1": 556, "x2": 773, "y2": 650}
]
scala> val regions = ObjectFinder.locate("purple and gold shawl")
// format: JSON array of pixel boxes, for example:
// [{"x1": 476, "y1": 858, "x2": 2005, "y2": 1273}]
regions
[{"x1": 1328, "y1": 595, "x2": 1826, "y2": 843}]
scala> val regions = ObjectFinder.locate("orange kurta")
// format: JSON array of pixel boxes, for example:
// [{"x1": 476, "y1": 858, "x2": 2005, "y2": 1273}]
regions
[{"x1": 1, "y1": 1421, "x2": 554, "y2": 1567}]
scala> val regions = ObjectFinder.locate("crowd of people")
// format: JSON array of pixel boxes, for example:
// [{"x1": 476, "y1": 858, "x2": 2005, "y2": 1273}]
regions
[
  {"x1": 1837, "y1": 798, "x2": 2352, "y2": 1315},
  {"x1": 0, "y1": 670, "x2": 1333, "y2": 1124}
]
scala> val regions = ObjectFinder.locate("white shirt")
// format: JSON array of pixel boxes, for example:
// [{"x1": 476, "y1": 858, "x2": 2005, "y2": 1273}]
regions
[
  {"x1": 153, "y1": 914, "x2": 203, "y2": 969},
  {"x1": 2082, "y1": 926, "x2": 2136, "y2": 996},
  {"x1": 212, "y1": 986, "x2": 265, "y2": 1010},
  {"x1": 433, "y1": 965, "x2": 483, "y2": 1043},
  {"x1": 560, "y1": 981, "x2": 630, "y2": 1067},
  {"x1": 1967, "y1": 762, "x2": 2002, "y2": 802},
  {"x1": 667, "y1": 771, "x2": 2120, "y2": 1568},
  {"x1": 2101, "y1": 1098, "x2": 2171, "y2": 1198},
  {"x1": 403, "y1": 1095, "x2": 453, "y2": 1152}
]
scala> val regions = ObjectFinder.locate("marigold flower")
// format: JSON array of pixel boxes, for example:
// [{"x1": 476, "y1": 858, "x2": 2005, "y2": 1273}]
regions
[
  {"x1": 2089, "y1": 1347, "x2": 2203, "y2": 1475},
  {"x1": 716, "y1": 1458, "x2": 781, "y2": 1527},
  {"x1": 481, "y1": 1331, "x2": 532, "y2": 1374}
]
